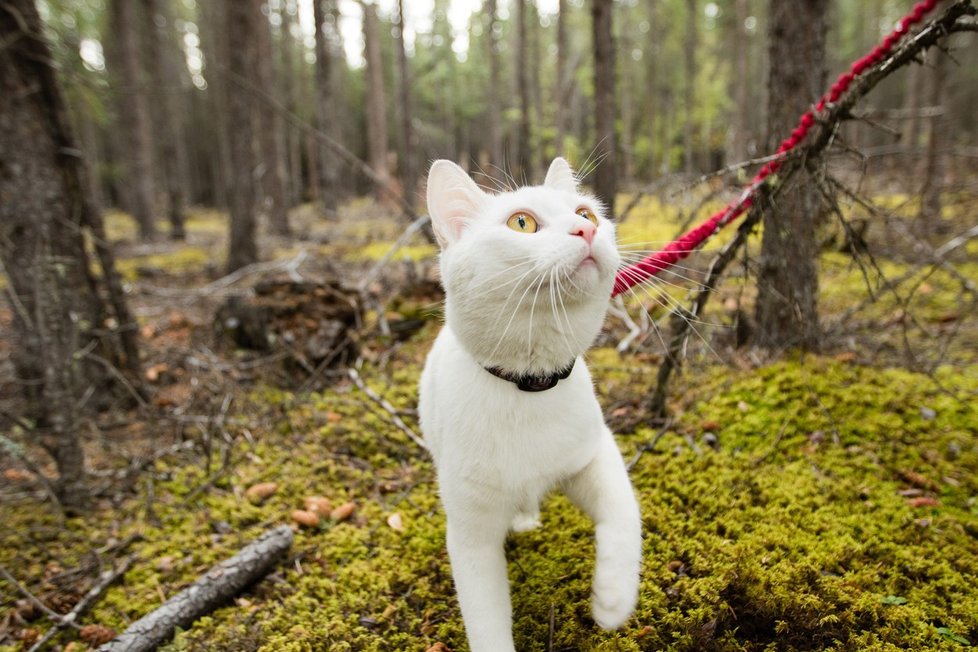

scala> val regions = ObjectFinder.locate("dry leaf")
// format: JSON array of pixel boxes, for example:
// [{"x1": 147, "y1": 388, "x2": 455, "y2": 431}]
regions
[
  {"x1": 387, "y1": 512, "x2": 405, "y2": 532},
  {"x1": 304, "y1": 496, "x2": 332, "y2": 516},
  {"x1": 331, "y1": 501, "x2": 357, "y2": 522},
  {"x1": 908, "y1": 496, "x2": 940, "y2": 508},
  {"x1": 291, "y1": 509, "x2": 320, "y2": 528},
  {"x1": 245, "y1": 482, "x2": 279, "y2": 504},
  {"x1": 425, "y1": 644, "x2": 450, "y2": 652}
]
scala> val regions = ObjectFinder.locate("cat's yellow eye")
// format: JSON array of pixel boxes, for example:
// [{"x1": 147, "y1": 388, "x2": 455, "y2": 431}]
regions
[
  {"x1": 577, "y1": 207, "x2": 598, "y2": 225},
  {"x1": 506, "y1": 212, "x2": 539, "y2": 234}
]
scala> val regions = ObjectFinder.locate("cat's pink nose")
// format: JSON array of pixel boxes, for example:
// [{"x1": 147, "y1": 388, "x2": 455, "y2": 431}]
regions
[{"x1": 571, "y1": 221, "x2": 596, "y2": 245}]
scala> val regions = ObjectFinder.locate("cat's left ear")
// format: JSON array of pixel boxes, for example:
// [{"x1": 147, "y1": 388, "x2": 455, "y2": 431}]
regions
[
  {"x1": 426, "y1": 160, "x2": 487, "y2": 249},
  {"x1": 543, "y1": 158, "x2": 578, "y2": 195}
]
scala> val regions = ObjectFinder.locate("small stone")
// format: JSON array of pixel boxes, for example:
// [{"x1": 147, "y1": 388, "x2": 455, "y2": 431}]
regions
[
  {"x1": 701, "y1": 432, "x2": 719, "y2": 450},
  {"x1": 737, "y1": 400, "x2": 750, "y2": 413},
  {"x1": 920, "y1": 406, "x2": 937, "y2": 421},
  {"x1": 387, "y1": 512, "x2": 405, "y2": 531}
]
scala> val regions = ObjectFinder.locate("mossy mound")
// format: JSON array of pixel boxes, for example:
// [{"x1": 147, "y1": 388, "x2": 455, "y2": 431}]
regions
[{"x1": 4, "y1": 352, "x2": 975, "y2": 651}]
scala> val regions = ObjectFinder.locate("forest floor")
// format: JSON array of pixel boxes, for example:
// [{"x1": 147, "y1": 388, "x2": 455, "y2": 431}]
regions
[{"x1": 1, "y1": 184, "x2": 977, "y2": 651}]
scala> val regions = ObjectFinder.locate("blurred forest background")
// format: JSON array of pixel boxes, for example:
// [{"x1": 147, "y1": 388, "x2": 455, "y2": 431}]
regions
[
  {"x1": 29, "y1": 0, "x2": 978, "y2": 220},
  {"x1": 2, "y1": 0, "x2": 978, "y2": 650}
]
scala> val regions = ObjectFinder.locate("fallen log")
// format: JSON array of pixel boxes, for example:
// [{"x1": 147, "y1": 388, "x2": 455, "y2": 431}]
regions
[{"x1": 98, "y1": 525, "x2": 294, "y2": 652}]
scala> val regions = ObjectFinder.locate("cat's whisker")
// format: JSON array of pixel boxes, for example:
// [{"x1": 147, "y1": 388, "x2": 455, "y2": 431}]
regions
[
  {"x1": 525, "y1": 271, "x2": 549, "y2": 360},
  {"x1": 554, "y1": 272, "x2": 580, "y2": 361},
  {"x1": 551, "y1": 269, "x2": 578, "y2": 360}
]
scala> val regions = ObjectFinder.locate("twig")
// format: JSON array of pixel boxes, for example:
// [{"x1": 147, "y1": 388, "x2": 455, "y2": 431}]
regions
[
  {"x1": 358, "y1": 214, "x2": 432, "y2": 293},
  {"x1": 346, "y1": 367, "x2": 426, "y2": 449},
  {"x1": 26, "y1": 556, "x2": 134, "y2": 652},
  {"x1": 626, "y1": 418, "x2": 675, "y2": 471},
  {"x1": 0, "y1": 564, "x2": 81, "y2": 630},
  {"x1": 137, "y1": 250, "x2": 310, "y2": 299}
]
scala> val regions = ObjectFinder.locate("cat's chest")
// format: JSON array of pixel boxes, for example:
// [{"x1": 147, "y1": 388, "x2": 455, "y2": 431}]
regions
[{"x1": 419, "y1": 328, "x2": 605, "y2": 486}]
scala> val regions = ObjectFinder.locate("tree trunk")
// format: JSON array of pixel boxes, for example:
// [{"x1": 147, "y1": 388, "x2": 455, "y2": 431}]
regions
[
  {"x1": 753, "y1": 0, "x2": 828, "y2": 351},
  {"x1": 108, "y1": 0, "x2": 158, "y2": 239},
  {"x1": 516, "y1": 0, "x2": 532, "y2": 182},
  {"x1": 591, "y1": 0, "x2": 617, "y2": 211},
  {"x1": 730, "y1": 0, "x2": 751, "y2": 162},
  {"x1": 486, "y1": 0, "x2": 504, "y2": 177},
  {"x1": 225, "y1": 0, "x2": 259, "y2": 272},
  {"x1": 201, "y1": 1, "x2": 233, "y2": 209},
  {"x1": 278, "y1": 0, "x2": 304, "y2": 207},
  {"x1": 143, "y1": 0, "x2": 187, "y2": 240},
  {"x1": 1, "y1": 0, "x2": 141, "y2": 510},
  {"x1": 255, "y1": 0, "x2": 291, "y2": 235},
  {"x1": 555, "y1": 0, "x2": 569, "y2": 157},
  {"x1": 645, "y1": 0, "x2": 659, "y2": 175},
  {"x1": 395, "y1": 0, "x2": 418, "y2": 209},
  {"x1": 313, "y1": 0, "x2": 338, "y2": 213},
  {"x1": 683, "y1": 0, "x2": 697, "y2": 175},
  {"x1": 919, "y1": 50, "x2": 947, "y2": 228},
  {"x1": 362, "y1": 1, "x2": 389, "y2": 202}
]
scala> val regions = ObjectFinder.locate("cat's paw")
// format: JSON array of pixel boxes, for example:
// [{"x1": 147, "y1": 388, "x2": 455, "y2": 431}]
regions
[
  {"x1": 591, "y1": 576, "x2": 637, "y2": 630},
  {"x1": 509, "y1": 511, "x2": 541, "y2": 533}
]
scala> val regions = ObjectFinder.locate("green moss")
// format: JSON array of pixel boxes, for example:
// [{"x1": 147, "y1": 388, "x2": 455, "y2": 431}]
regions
[{"x1": 3, "y1": 345, "x2": 977, "y2": 651}]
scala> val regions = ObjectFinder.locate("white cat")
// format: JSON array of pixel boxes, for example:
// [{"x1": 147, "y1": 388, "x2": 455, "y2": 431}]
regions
[{"x1": 419, "y1": 158, "x2": 642, "y2": 652}]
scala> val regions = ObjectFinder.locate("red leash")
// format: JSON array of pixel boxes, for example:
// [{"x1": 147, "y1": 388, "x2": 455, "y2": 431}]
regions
[{"x1": 611, "y1": 0, "x2": 941, "y2": 298}]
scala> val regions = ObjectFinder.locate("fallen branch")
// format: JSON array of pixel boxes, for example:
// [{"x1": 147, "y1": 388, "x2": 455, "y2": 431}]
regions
[{"x1": 98, "y1": 525, "x2": 294, "y2": 652}]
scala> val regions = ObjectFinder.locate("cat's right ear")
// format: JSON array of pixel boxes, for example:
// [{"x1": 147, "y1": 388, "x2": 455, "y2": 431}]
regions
[{"x1": 426, "y1": 160, "x2": 487, "y2": 249}]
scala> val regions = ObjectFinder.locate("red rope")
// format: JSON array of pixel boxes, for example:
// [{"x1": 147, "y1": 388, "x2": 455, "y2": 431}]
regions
[{"x1": 612, "y1": 0, "x2": 941, "y2": 298}]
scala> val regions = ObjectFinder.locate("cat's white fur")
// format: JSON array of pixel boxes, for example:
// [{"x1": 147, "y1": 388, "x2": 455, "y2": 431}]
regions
[{"x1": 419, "y1": 158, "x2": 642, "y2": 652}]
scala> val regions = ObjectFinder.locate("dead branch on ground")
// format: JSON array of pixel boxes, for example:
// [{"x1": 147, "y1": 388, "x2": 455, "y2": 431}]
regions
[{"x1": 97, "y1": 525, "x2": 293, "y2": 652}]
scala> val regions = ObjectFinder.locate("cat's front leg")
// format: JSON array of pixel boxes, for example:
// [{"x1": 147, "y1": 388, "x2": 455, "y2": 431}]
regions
[
  {"x1": 562, "y1": 430, "x2": 642, "y2": 630},
  {"x1": 445, "y1": 505, "x2": 516, "y2": 652}
]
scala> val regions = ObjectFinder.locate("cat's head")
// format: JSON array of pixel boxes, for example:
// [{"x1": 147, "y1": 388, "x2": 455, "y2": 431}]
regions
[{"x1": 426, "y1": 158, "x2": 619, "y2": 374}]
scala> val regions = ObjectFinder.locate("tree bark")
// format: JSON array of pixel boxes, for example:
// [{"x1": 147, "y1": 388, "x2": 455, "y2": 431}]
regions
[
  {"x1": 753, "y1": 0, "x2": 828, "y2": 351},
  {"x1": 225, "y1": 0, "x2": 259, "y2": 272},
  {"x1": 108, "y1": 0, "x2": 158, "y2": 239},
  {"x1": 143, "y1": 0, "x2": 187, "y2": 240},
  {"x1": 591, "y1": 0, "x2": 617, "y2": 211},
  {"x1": 98, "y1": 526, "x2": 294, "y2": 652},
  {"x1": 313, "y1": 0, "x2": 338, "y2": 212},
  {"x1": 254, "y1": 0, "x2": 291, "y2": 235},
  {"x1": 1, "y1": 0, "x2": 141, "y2": 510},
  {"x1": 362, "y1": 1, "x2": 390, "y2": 202}
]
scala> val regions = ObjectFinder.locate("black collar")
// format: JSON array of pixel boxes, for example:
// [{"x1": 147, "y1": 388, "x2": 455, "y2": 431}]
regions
[{"x1": 484, "y1": 360, "x2": 576, "y2": 392}]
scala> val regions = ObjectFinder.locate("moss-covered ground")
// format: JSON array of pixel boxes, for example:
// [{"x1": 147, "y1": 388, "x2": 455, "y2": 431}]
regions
[{"x1": 2, "y1": 190, "x2": 976, "y2": 651}]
